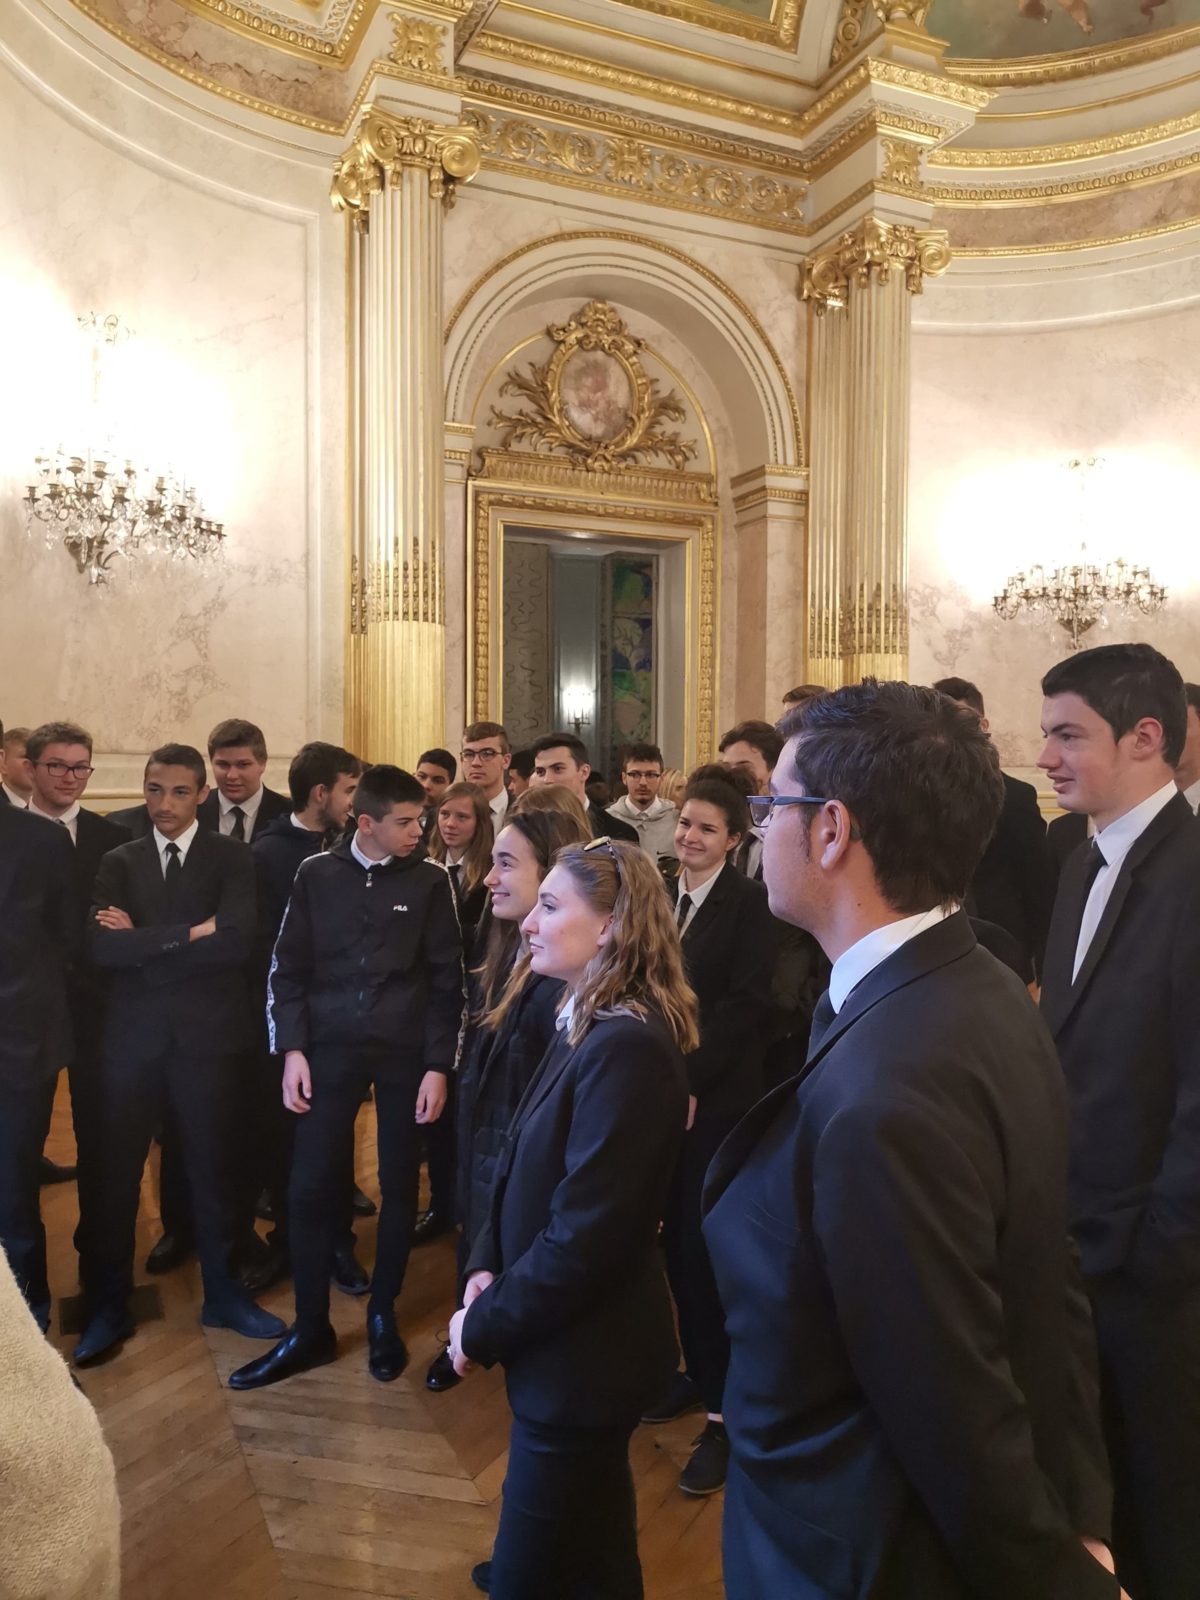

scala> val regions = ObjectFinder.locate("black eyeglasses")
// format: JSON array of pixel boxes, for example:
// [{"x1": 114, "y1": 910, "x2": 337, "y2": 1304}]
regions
[
  {"x1": 461, "y1": 748, "x2": 502, "y2": 762},
  {"x1": 747, "y1": 794, "x2": 834, "y2": 828},
  {"x1": 584, "y1": 835, "x2": 623, "y2": 883},
  {"x1": 36, "y1": 760, "x2": 95, "y2": 779}
]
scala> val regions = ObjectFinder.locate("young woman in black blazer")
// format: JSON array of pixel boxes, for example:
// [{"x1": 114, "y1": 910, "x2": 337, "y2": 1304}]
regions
[
  {"x1": 448, "y1": 840, "x2": 697, "y2": 1600},
  {"x1": 645, "y1": 773, "x2": 777, "y2": 1497},
  {"x1": 424, "y1": 802, "x2": 591, "y2": 1392}
]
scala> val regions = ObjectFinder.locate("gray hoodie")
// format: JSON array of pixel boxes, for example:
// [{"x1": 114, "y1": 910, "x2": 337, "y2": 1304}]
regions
[{"x1": 607, "y1": 793, "x2": 679, "y2": 860}]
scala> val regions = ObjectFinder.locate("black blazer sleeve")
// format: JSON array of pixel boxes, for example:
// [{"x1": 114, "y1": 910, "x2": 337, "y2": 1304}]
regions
[
  {"x1": 88, "y1": 850, "x2": 190, "y2": 967},
  {"x1": 265, "y1": 861, "x2": 315, "y2": 1054},
  {"x1": 422, "y1": 866, "x2": 466, "y2": 1074},
  {"x1": 813, "y1": 1095, "x2": 1118, "y2": 1600},
  {"x1": 687, "y1": 878, "x2": 777, "y2": 1099},
  {"x1": 461, "y1": 1021, "x2": 682, "y2": 1367},
  {"x1": 88, "y1": 841, "x2": 254, "y2": 971}
]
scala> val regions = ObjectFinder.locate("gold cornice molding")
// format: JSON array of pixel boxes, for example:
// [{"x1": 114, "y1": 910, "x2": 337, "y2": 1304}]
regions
[
  {"x1": 331, "y1": 109, "x2": 482, "y2": 212},
  {"x1": 802, "y1": 216, "x2": 951, "y2": 310},
  {"x1": 927, "y1": 147, "x2": 1200, "y2": 206},
  {"x1": 951, "y1": 211, "x2": 1200, "y2": 257},
  {"x1": 948, "y1": 23, "x2": 1200, "y2": 86},
  {"x1": 798, "y1": 57, "x2": 990, "y2": 146},
  {"x1": 978, "y1": 69, "x2": 1200, "y2": 122},
  {"x1": 443, "y1": 229, "x2": 803, "y2": 465},
  {"x1": 606, "y1": 0, "x2": 802, "y2": 50},
  {"x1": 472, "y1": 448, "x2": 718, "y2": 504},
  {"x1": 930, "y1": 109, "x2": 1200, "y2": 169}
]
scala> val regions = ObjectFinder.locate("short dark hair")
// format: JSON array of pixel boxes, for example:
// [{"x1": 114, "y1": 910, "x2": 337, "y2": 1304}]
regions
[
  {"x1": 689, "y1": 760, "x2": 756, "y2": 802},
  {"x1": 780, "y1": 680, "x2": 1004, "y2": 914},
  {"x1": 510, "y1": 746, "x2": 536, "y2": 780},
  {"x1": 622, "y1": 742, "x2": 664, "y2": 771},
  {"x1": 1185, "y1": 683, "x2": 1200, "y2": 716},
  {"x1": 288, "y1": 742, "x2": 362, "y2": 811},
  {"x1": 417, "y1": 748, "x2": 457, "y2": 781},
  {"x1": 208, "y1": 718, "x2": 267, "y2": 762},
  {"x1": 932, "y1": 677, "x2": 985, "y2": 718},
  {"x1": 781, "y1": 684, "x2": 828, "y2": 709},
  {"x1": 1042, "y1": 644, "x2": 1187, "y2": 768},
  {"x1": 682, "y1": 772, "x2": 751, "y2": 839},
  {"x1": 146, "y1": 743, "x2": 207, "y2": 789},
  {"x1": 463, "y1": 721, "x2": 510, "y2": 754},
  {"x1": 26, "y1": 721, "x2": 93, "y2": 762},
  {"x1": 532, "y1": 731, "x2": 590, "y2": 768},
  {"x1": 718, "y1": 719, "x2": 784, "y2": 770},
  {"x1": 353, "y1": 763, "x2": 425, "y2": 820}
]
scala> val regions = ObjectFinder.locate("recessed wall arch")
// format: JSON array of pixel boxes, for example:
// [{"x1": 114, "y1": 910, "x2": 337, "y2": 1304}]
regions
[{"x1": 445, "y1": 231, "x2": 803, "y2": 472}]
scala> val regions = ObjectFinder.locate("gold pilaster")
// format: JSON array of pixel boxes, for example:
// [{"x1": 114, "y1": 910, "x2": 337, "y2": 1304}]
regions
[
  {"x1": 802, "y1": 217, "x2": 949, "y2": 684},
  {"x1": 333, "y1": 108, "x2": 480, "y2": 763}
]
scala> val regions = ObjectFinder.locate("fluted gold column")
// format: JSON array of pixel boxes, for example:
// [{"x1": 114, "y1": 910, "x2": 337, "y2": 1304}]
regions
[
  {"x1": 333, "y1": 111, "x2": 480, "y2": 764},
  {"x1": 802, "y1": 218, "x2": 949, "y2": 684}
]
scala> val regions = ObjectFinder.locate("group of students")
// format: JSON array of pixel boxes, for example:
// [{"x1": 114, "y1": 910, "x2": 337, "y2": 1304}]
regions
[{"x1": 5, "y1": 644, "x2": 1200, "y2": 1600}]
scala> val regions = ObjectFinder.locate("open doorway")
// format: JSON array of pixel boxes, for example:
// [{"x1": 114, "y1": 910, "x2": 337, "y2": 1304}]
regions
[{"x1": 501, "y1": 524, "x2": 689, "y2": 781}]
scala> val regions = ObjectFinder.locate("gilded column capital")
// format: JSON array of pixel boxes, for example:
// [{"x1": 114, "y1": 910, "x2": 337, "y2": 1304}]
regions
[
  {"x1": 331, "y1": 111, "x2": 482, "y2": 215},
  {"x1": 869, "y1": 0, "x2": 932, "y2": 26},
  {"x1": 801, "y1": 216, "x2": 950, "y2": 312}
]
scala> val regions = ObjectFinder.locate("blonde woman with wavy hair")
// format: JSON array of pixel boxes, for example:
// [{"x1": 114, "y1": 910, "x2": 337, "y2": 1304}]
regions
[{"x1": 448, "y1": 838, "x2": 697, "y2": 1600}]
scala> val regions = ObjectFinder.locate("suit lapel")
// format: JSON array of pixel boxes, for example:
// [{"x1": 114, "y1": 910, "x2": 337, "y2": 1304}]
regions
[
  {"x1": 132, "y1": 832, "x2": 168, "y2": 923},
  {"x1": 681, "y1": 859, "x2": 735, "y2": 951},
  {"x1": 702, "y1": 911, "x2": 977, "y2": 1214}
]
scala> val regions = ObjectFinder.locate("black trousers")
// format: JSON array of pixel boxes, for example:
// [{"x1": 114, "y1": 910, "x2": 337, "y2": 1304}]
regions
[
  {"x1": 67, "y1": 1023, "x2": 106, "y2": 1279},
  {"x1": 490, "y1": 1415, "x2": 642, "y2": 1600},
  {"x1": 423, "y1": 1071, "x2": 457, "y2": 1221},
  {"x1": 85, "y1": 1047, "x2": 239, "y2": 1311},
  {"x1": 1089, "y1": 1272, "x2": 1200, "y2": 1600},
  {"x1": 662, "y1": 1109, "x2": 737, "y2": 1415},
  {"x1": 0, "y1": 1074, "x2": 57, "y2": 1331},
  {"x1": 159, "y1": 1047, "x2": 264, "y2": 1250},
  {"x1": 290, "y1": 1053, "x2": 424, "y2": 1333}
]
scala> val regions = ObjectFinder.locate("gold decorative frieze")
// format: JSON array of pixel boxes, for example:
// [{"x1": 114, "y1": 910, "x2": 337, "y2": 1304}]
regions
[
  {"x1": 489, "y1": 302, "x2": 699, "y2": 473},
  {"x1": 930, "y1": 110, "x2": 1200, "y2": 169},
  {"x1": 472, "y1": 449, "x2": 717, "y2": 506},
  {"x1": 463, "y1": 109, "x2": 806, "y2": 232},
  {"x1": 331, "y1": 111, "x2": 481, "y2": 213},
  {"x1": 389, "y1": 16, "x2": 448, "y2": 76},
  {"x1": 925, "y1": 149, "x2": 1200, "y2": 207},
  {"x1": 831, "y1": 0, "x2": 873, "y2": 65},
  {"x1": 802, "y1": 218, "x2": 951, "y2": 311},
  {"x1": 881, "y1": 136, "x2": 922, "y2": 189},
  {"x1": 365, "y1": 536, "x2": 445, "y2": 625},
  {"x1": 608, "y1": 0, "x2": 802, "y2": 48},
  {"x1": 950, "y1": 24, "x2": 1200, "y2": 87}
]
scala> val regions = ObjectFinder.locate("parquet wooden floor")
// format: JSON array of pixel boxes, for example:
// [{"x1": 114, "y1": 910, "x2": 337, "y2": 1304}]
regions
[{"x1": 41, "y1": 1086, "x2": 725, "y2": 1599}]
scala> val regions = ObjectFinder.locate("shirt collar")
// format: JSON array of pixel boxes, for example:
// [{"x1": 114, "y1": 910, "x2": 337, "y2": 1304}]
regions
[
  {"x1": 829, "y1": 904, "x2": 957, "y2": 1014},
  {"x1": 555, "y1": 992, "x2": 576, "y2": 1033},
  {"x1": 219, "y1": 786, "x2": 263, "y2": 820},
  {"x1": 29, "y1": 797, "x2": 81, "y2": 827},
  {"x1": 350, "y1": 834, "x2": 392, "y2": 871},
  {"x1": 1183, "y1": 777, "x2": 1200, "y2": 816},
  {"x1": 489, "y1": 789, "x2": 510, "y2": 821},
  {"x1": 2, "y1": 782, "x2": 26, "y2": 807},
  {"x1": 1093, "y1": 780, "x2": 1179, "y2": 870},
  {"x1": 678, "y1": 860, "x2": 724, "y2": 914},
  {"x1": 153, "y1": 817, "x2": 200, "y2": 861}
]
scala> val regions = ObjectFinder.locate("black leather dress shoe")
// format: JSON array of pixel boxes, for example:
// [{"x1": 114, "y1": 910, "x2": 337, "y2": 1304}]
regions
[
  {"x1": 201, "y1": 1292, "x2": 288, "y2": 1340},
  {"x1": 425, "y1": 1345, "x2": 461, "y2": 1392},
  {"x1": 73, "y1": 1306, "x2": 134, "y2": 1366},
  {"x1": 332, "y1": 1243, "x2": 370, "y2": 1296},
  {"x1": 351, "y1": 1185, "x2": 377, "y2": 1218},
  {"x1": 413, "y1": 1209, "x2": 452, "y2": 1246},
  {"x1": 470, "y1": 1560, "x2": 492, "y2": 1594},
  {"x1": 641, "y1": 1370, "x2": 703, "y2": 1425},
  {"x1": 367, "y1": 1312, "x2": 409, "y2": 1383},
  {"x1": 39, "y1": 1156, "x2": 77, "y2": 1185},
  {"x1": 679, "y1": 1420, "x2": 729, "y2": 1497},
  {"x1": 240, "y1": 1243, "x2": 290, "y2": 1295},
  {"x1": 145, "y1": 1232, "x2": 193, "y2": 1275},
  {"x1": 228, "y1": 1325, "x2": 337, "y2": 1390}
]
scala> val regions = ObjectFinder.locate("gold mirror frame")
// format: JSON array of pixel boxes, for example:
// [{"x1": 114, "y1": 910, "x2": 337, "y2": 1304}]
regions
[{"x1": 466, "y1": 450, "x2": 718, "y2": 772}]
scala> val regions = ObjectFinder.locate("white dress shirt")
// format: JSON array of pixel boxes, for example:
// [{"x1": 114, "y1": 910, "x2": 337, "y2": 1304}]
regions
[
  {"x1": 350, "y1": 835, "x2": 392, "y2": 872},
  {"x1": 153, "y1": 818, "x2": 199, "y2": 875},
  {"x1": 1183, "y1": 778, "x2": 1200, "y2": 816},
  {"x1": 675, "y1": 861, "x2": 724, "y2": 935},
  {"x1": 1073, "y1": 779, "x2": 1178, "y2": 981},
  {"x1": 489, "y1": 788, "x2": 511, "y2": 825},
  {"x1": 28, "y1": 797, "x2": 81, "y2": 843},
  {"x1": 217, "y1": 786, "x2": 263, "y2": 837},
  {"x1": 829, "y1": 904, "x2": 958, "y2": 1014}
]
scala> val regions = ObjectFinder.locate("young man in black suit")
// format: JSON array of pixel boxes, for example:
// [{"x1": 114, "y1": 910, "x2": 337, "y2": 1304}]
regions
[
  {"x1": 229, "y1": 765, "x2": 463, "y2": 1390},
  {"x1": 1, "y1": 724, "x2": 33, "y2": 807},
  {"x1": 934, "y1": 676, "x2": 1054, "y2": 979},
  {"x1": 74, "y1": 744, "x2": 286, "y2": 1364},
  {"x1": 0, "y1": 781, "x2": 78, "y2": 1329},
  {"x1": 529, "y1": 732, "x2": 639, "y2": 843},
  {"x1": 703, "y1": 681, "x2": 1121, "y2": 1600},
  {"x1": 24, "y1": 721, "x2": 129, "y2": 1259},
  {"x1": 1039, "y1": 644, "x2": 1200, "y2": 1600}
]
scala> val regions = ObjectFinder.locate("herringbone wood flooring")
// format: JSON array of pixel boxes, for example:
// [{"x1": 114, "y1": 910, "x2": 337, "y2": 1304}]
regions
[{"x1": 42, "y1": 1086, "x2": 725, "y2": 1599}]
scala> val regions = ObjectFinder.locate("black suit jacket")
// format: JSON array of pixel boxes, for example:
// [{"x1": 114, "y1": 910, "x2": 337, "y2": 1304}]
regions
[
  {"x1": 197, "y1": 784, "x2": 289, "y2": 841},
  {"x1": 89, "y1": 828, "x2": 255, "y2": 1059},
  {"x1": 968, "y1": 772, "x2": 1053, "y2": 978},
  {"x1": 0, "y1": 806, "x2": 78, "y2": 1086},
  {"x1": 669, "y1": 861, "x2": 777, "y2": 1116},
  {"x1": 1041, "y1": 791, "x2": 1200, "y2": 1289},
  {"x1": 462, "y1": 1009, "x2": 687, "y2": 1428},
  {"x1": 58, "y1": 809, "x2": 131, "y2": 1027},
  {"x1": 703, "y1": 913, "x2": 1116, "y2": 1600},
  {"x1": 589, "y1": 799, "x2": 637, "y2": 844},
  {"x1": 1047, "y1": 811, "x2": 1088, "y2": 903}
]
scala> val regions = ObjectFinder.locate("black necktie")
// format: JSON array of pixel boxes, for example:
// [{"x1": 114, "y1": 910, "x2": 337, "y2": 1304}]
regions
[
  {"x1": 229, "y1": 805, "x2": 246, "y2": 842},
  {"x1": 676, "y1": 892, "x2": 692, "y2": 931},
  {"x1": 807, "y1": 990, "x2": 836, "y2": 1059},
  {"x1": 1070, "y1": 838, "x2": 1107, "y2": 965},
  {"x1": 164, "y1": 840, "x2": 182, "y2": 909}
]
